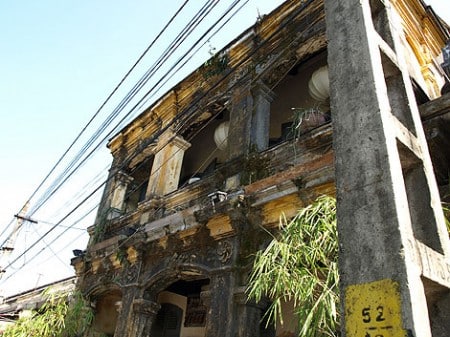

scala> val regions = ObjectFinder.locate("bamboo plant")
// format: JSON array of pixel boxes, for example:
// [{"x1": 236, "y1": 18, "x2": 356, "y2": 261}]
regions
[
  {"x1": 247, "y1": 196, "x2": 339, "y2": 337},
  {"x1": 2, "y1": 289, "x2": 94, "y2": 337}
]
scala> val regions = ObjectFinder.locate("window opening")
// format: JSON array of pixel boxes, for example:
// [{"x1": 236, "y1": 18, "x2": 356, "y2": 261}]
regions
[
  {"x1": 124, "y1": 156, "x2": 153, "y2": 212},
  {"x1": 269, "y1": 51, "x2": 330, "y2": 147},
  {"x1": 179, "y1": 111, "x2": 229, "y2": 188}
]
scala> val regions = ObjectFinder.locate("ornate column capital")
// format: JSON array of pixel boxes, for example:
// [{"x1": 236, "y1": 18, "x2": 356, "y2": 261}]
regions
[
  {"x1": 128, "y1": 298, "x2": 161, "y2": 336},
  {"x1": 252, "y1": 80, "x2": 276, "y2": 103},
  {"x1": 115, "y1": 170, "x2": 134, "y2": 185},
  {"x1": 132, "y1": 298, "x2": 160, "y2": 316}
]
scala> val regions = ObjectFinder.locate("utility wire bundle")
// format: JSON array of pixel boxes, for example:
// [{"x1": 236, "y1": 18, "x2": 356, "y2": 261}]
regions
[{"x1": 0, "y1": 0, "x2": 266, "y2": 291}]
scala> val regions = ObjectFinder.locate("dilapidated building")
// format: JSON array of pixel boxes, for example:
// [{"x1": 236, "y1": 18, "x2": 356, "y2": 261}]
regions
[
  {"x1": 71, "y1": 0, "x2": 450, "y2": 336},
  {"x1": 0, "y1": 277, "x2": 76, "y2": 332}
]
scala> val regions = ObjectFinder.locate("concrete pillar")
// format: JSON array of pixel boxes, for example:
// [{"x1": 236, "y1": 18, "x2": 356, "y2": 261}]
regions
[
  {"x1": 94, "y1": 156, "x2": 121, "y2": 225},
  {"x1": 201, "y1": 273, "x2": 235, "y2": 337},
  {"x1": 106, "y1": 287, "x2": 131, "y2": 337},
  {"x1": 251, "y1": 82, "x2": 275, "y2": 151},
  {"x1": 146, "y1": 129, "x2": 191, "y2": 197},
  {"x1": 128, "y1": 298, "x2": 160, "y2": 337},
  {"x1": 441, "y1": 41, "x2": 450, "y2": 95},
  {"x1": 324, "y1": 0, "x2": 450, "y2": 336},
  {"x1": 109, "y1": 171, "x2": 133, "y2": 218},
  {"x1": 225, "y1": 89, "x2": 253, "y2": 189},
  {"x1": 233, "y1": 287, "x2": 266, "y2": 337},
  {"x1": 227, "y1": 89, "x2": 253, "y2": 160}
]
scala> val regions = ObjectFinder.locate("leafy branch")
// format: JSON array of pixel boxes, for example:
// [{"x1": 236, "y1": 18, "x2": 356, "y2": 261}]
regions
[
  {"x1": 247, "y1": 196, "x2": 339, "y2": 337},
  {"x1": 202, "y1": 45, "x2": 229, "y2": 79},
  {"x1": 2, "y1": 289, "x2": 94, "y2": 337}
]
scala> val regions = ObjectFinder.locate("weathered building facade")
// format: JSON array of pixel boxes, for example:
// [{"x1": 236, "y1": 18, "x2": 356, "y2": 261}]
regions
[{"x1": 71, "y1": 0, "x2": 450, "y2": 336}]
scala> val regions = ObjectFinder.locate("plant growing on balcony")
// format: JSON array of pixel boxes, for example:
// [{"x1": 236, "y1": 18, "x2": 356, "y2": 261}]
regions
[
  {"x1": 92, "y1": 208, "x2": 112, "y2": 244},
  {"x1": 290, "y1": 106, "x2": 327, "y2": 140},
  {"x1": 202, "y1": 45, "x2": 229, "y2": 80},
  {"x1": 240, "y1": 144, "x2": 272, "y2": 185}
]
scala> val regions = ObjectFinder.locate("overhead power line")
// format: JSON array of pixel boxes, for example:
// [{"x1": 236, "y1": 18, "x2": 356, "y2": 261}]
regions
[
  {"x1": 26, "y1": 0, "x2": 193, "y2": 218},
  {"x1": 0, "y1": 0, "x2": 316, "y2": 285},
  {"x1": 0, "y1": 0, "x2": 192, "y2": 251},
  {"x1": 13, "y1": 0, "x2": 230, "y2": 247},
  {"x1": 26, "y1": 0, "x2": 219, "y2": 220},
  {"x1": 0, "y1": 0, "x2": 232, "y2": 278}
]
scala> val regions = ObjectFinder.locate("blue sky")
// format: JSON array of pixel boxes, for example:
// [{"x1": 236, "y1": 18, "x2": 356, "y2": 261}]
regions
[
  {"x1": 0, "y1": 0, "x2": 448, "y2": 296},
  {"x1": 0, "y1": 0, "x2": 286, "y2": 296}
]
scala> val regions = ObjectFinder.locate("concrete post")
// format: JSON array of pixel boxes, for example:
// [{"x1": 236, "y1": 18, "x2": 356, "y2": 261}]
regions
[
  {"x1": 324, "y1": 0, "x2": 450, "y2": 336},
  {"x1": 94, "y1": 156, "x2": 121, "y2": 225},
  {"x1": 441, "y1": 41, "x2": 450, "y2": 94},
  {"x1": 233, "y1": 287, "x2": 266, "y2": 337},
  {"x1": 128, "y1": 298, "x2": 160, "y2": 337},
  {"x1": 146, "y1": 129, "x2": 191, "y2": 197},
  {"x1": 111, "y1": 287, "x2": 134, "y2": 337},
  {"x1": 201, "y1": 273, "x2": 235, "y2": 337},
  {"x1": 227, "y1": 89, "x2": 253, "y2": 160},
  {"x1": 225, "y1": 89, "x2": 253, "y2": 190},
  {"x1": 251, "y1": 82, "x2": 275, "y2": 151},
  {"x1": 109, "y1": 171, "x2": 133, "y2": 218}
]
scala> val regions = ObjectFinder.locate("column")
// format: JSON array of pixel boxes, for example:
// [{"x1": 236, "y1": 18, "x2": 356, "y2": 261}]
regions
[
  {"x1": 227, "y1": 89, "x2": 254, "y2": 160},
  {"x1": 201, "y1": 273, "x2": 236, "y2": 337},
  {"x1": 146, "y1": 129, "x2": 191, "y2": 197},
  {"x1": 233, "y1": 287, "x2": 267, "y2": 337},
  {"x1": 128, "y1": 298, "x2": 160, "y2": 337},
  {"x1": 225, "y1": 89, "x2": 254, "y2": 189},
  {"x1": 324, "y1": 0, "x2": 450, "y2": 336},
  {"x1": 109, "y1": 171, "x2": 133, "y2": 219},
  {"x1": 251, "y1": 82, "x2": 275, "y2": 151},
  {"x1": 94, "y1": 156, "x2": 121, "y2": 225},
  {"x1": 441, "y1": 41, "x2": 450, "y2": 94}
]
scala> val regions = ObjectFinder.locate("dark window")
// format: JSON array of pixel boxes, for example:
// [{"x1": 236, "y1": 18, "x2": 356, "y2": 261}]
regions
[
  {"x1": 151, "y1": 303, "x2": 182, "y2": 337},
  {"x1": 184, "y1": 295, "x2": 206, "y2": 327}
]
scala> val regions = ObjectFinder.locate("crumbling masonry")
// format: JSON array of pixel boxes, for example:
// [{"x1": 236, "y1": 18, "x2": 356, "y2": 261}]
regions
[{"x1": 71, "y1": 1, "x2": 450, "y2": 336}]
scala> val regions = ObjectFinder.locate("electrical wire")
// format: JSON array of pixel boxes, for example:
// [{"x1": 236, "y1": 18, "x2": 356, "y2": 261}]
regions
[
  {"x1": 136, "y1": 0, "x2": 249, "y2": 115},
  {"x1": 0, "y1": 0, "x2": 192, "y2": 249},
  {"x1": 27, "y1": 0, "x2": 220, "y2": 220},
  {"x1": 30, "y1": 225, "x2": 74, "y2": 273},
  {"x1": 0, "y1": 0, "x2": 316, "y2": 284},
  {"x1": 27, "y1": 0, "x2": 194, "y2": 218},
  {"x1": 6, "y1": 0, "x2": 232, "y2": 256},
  {"x1": 17, "y1": 0, "x2": 232, "y2": 251},
  {"x1": 1, "y1": 0, "x2": 316, "y2": 286}
]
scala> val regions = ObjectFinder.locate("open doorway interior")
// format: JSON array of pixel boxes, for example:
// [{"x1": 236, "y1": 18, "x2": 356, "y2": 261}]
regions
[{"x1": 151, "y1": 278, "x2": 210, "y2": 337}]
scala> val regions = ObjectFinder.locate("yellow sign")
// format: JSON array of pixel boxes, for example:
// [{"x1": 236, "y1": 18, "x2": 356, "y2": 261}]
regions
[{"x1": 345, "y1": 279, "x2": 406, "y2": 337}]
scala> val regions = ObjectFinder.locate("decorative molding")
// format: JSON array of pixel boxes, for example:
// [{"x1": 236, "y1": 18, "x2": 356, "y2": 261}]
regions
[
  {"x1": 217, "y1": 240, "x2": 233, "y2": 263},
  {"x1": 132, "y1": 298, "x2": 160, "y2": 316},
  {"x1": 206, "y1": 214, "x2": 235, "y2": 240}
]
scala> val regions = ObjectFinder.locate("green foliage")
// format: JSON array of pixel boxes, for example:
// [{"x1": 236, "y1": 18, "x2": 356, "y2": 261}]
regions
[
  {"x1": 290, "y1": 106, "x2": 324, "y2": 140},
  {"x1": 240, "y1": 144, "x2": 272, "y2": 185},
  {"x1": 443, "y1": 203, "x2": 450, "y2": 235},
  {"x1": 92, "y1": 209, "x2": 110, "y2": 244},
  {"x1": 202, "y1": 47, "x2": 229, "y2": 79},
  {"x1": 2, "y1": 289, "x2": 94, "y2": 337},
  {"x1": 247, "y1": 196, "x2": 339, "y2": 337}
]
